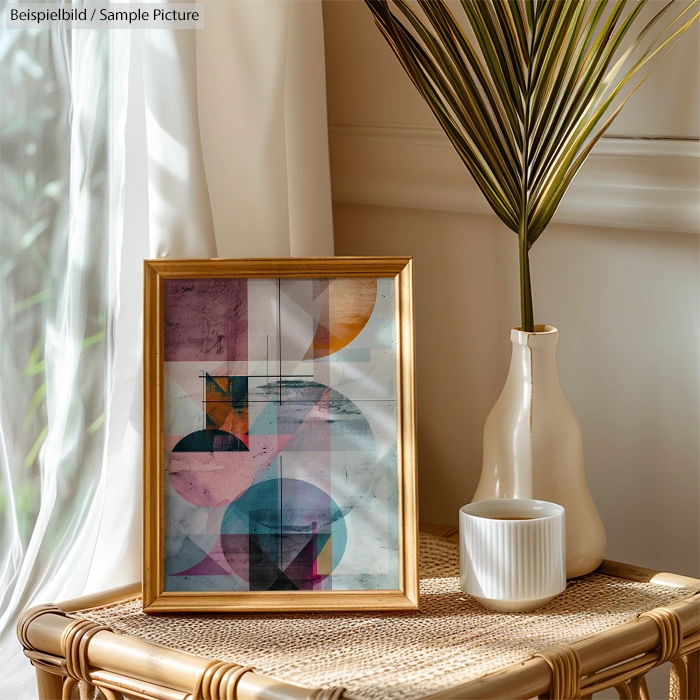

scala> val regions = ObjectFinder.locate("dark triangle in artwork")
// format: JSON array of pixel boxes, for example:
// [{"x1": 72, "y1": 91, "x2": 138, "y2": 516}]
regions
[
  {"x1": 254, "y1": 534, "x2": 283, "y2": 569},
  {"x1": 248, "y1": 535, "x2": 299, "y2": 591},
  {"x1": 283, "y1": 537, "x2": 318, "y2": 590},
  {"x1": 268, "y1": 571, "x2": 299, "y2": 591}
]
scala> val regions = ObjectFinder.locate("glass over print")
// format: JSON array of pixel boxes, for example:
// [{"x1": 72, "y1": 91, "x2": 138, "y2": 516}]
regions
[
  {"x1": 163, "y1": 276, "x2": 399, "y2": 592},
  {"x1": 143, "y1": 258, "x2": 418, "y2": 611}
]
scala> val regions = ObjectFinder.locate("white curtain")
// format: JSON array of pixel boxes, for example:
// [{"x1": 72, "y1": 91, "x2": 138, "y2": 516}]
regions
[
  {"x1": 197, "y1": 0, "x2": 334, "y2": 257},
  {"x1": 0, "y1": 1, "x2": 334, "y2": 694}
]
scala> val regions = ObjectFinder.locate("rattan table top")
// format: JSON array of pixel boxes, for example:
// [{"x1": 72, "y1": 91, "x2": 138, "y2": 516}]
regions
[{"x1": 69, "y1": 534, "x2": 700, "y2": 700}]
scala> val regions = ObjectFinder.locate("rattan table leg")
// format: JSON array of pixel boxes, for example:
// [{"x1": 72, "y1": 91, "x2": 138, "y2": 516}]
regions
[
  {"x1": 675, "y1": 650, "x2": 700, "y2": 700},
  {"x1": 616, "y1": 681, "x2": 633, "y2": 699},
  {"x1": 615, "y1": 675, "x2": 650, "y2": 700},
  {"x1": 35, "y1": 666, "x2": 64, "y2": 700},
  {"x1": 690, "y1": 651, "x2": 700, "y2": 700},
  {"x1": 671, "y1": 656, "x2": 687, "y2": 700},
  {"x1": 62, "y1": 677, "x2": 77, "y2": 700}
]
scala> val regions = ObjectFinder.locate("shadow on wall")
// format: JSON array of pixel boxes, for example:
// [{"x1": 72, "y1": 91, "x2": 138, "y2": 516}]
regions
[{"x1": 334, "y1": 204, "x2": 520, "y2": 525}]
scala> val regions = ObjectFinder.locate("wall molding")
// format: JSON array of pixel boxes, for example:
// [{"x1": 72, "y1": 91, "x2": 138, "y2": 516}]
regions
[{"x1": 329, "y1": 123, "x2": 700, "y2": 233}]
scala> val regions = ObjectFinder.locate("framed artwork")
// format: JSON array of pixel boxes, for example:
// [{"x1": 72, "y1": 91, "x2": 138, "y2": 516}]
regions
[{"x1": 143, "y1": 258, "x2": 418, "y2": 612}]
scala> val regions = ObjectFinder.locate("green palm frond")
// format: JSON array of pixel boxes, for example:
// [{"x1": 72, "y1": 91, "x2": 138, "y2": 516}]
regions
[{"x1": 364, "y1": 0, "x2": 698, "y2": 331}]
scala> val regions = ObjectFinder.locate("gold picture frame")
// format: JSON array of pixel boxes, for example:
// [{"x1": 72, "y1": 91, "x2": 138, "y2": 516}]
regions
[{"x1": 143, "y1": 257, "x2": 418, "y2": 612}]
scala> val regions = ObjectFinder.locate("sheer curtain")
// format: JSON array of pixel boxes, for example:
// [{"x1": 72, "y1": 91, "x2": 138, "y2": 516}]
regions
[
  {"x1": 0, "y1": 17, "x2": 127, "y2": 693},
  {"x1": 0, "y1": 1, "x2": 334, "y2": 694}
]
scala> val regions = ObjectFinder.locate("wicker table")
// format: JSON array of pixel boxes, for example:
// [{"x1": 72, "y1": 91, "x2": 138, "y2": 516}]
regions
[{"x1": 17, "y1": 526, "x2": 700, "y2": 700}]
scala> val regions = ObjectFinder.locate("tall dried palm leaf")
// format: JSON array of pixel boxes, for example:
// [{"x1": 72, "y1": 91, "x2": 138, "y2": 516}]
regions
[{"x1": 364, "y1": 0, "x2": 699, "y2": 331}]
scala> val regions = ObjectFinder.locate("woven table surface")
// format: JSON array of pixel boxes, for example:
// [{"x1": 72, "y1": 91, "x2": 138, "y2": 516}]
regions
[{"x1": 71, "y1": 534, "x2": 700, "y2": 700}]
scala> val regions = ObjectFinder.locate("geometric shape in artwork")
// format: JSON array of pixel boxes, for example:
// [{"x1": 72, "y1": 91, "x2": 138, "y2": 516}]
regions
[
  {"x1": 281, "y1": 535, "x2": 324, "y2": 590},
  {"x1": 302, "y1": 278, "x2": 378, "y2": 360},
  {"x1": 168, "y1": 429, "x2": 254, "y2": 508},
  {"x1": 205, "y1": 374, "x2": 249, "y2": 447},
  {"x1": 242, "y1": 534, "x2": 336, "y2": 591},
  {"x1": 215, "y1": 534, "x2": 250, "y2": 582},
  {"x1": 222, "y1": 477, "x2": 344, "y2": 533},
  {"x1": 173, "y1": 552, "x2": 231, "y2": 577},
  {"x1": 248, "y1": 536, "x2": 298, "y2": 590},
  {"x1": 163, "y1": 278, "x2": 248, "y2": 362},
  {"x1": 172, "y1": 429, "x2": 247, "y2": 453},
  {"x1": 220, "y1": 478, "x2": 347, "y2": 590},
  {"x1": 249, "y1": 381, "x2": 376, "y2": 454},
  {"x1": 165, "y1": 535, "x2": 218, "y2": 577},
  {"x1": 315, "y1": 535, "x2": 334, "y2": 575}
]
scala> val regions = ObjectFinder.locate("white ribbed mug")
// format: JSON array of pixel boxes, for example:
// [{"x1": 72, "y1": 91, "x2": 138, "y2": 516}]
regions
[{"x1": 459, "y1": 498, "x2": 566, "y2": 612}]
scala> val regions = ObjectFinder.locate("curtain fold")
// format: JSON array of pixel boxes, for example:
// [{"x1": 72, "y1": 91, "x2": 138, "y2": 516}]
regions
[
  {"x1": 0, "y1": 2, "x2": 334, "y2": 696},
  {"x1": 197, "y1": 0, "x2": 334, "y2": 257},
  {"x1": 83, "y1": 20, "x2": 218, "y2": 595},
  {"x1": 285, "y1": 0, "x2": 335, "y2": 257},
  {"x1": 0, "y1": 20, "x2": 125, "y2": 694}
]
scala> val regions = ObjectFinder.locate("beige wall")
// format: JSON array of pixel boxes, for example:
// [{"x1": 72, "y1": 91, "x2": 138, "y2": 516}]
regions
[{"x1": 323, "y1": 0, "x2": 700, "y2": 583}]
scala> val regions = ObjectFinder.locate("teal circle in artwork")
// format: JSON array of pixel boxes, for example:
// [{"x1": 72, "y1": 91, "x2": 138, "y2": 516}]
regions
[{"x1": 220, "y1": 478, "x2": 347, "y2": 590}]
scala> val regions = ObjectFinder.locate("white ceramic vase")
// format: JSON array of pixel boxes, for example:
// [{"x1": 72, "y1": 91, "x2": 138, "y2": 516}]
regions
[{"x1": 472, "y1": 325, "x2": 606, "y2": 578}]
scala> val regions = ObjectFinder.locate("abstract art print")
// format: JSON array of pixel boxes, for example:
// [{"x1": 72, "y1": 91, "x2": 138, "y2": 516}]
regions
[{"x1": 143, "y1": 258, "x2": 418, "y2": 612}]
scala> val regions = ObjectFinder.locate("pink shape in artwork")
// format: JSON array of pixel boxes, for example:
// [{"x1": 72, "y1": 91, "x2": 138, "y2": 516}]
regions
[
  {"x1": 168, "y1": 451, "x2": 254, "y2": 508},
  {"x1": 207, "y1": 536, "x2": 246, "y2": 579}
]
